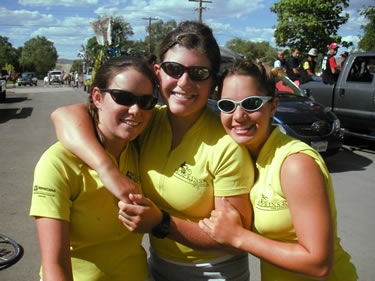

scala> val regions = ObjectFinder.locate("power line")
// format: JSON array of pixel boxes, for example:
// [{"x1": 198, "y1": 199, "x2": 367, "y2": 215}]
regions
[
  {"x1": 188, "y1": 0, "x2": 212, "y2": 23},
  {"x1": 142, "y1": 17, "x2": 158, "y2": 53}
]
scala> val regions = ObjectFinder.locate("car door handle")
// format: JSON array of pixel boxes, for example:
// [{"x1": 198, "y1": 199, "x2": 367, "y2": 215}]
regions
[{"x1": 339, "y1": 88, "x2": 345, "y2": 97}]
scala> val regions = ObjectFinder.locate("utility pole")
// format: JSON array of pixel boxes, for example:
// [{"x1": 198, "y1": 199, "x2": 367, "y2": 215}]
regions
[
  {"x1": 189, "y1": 0, "x2": 212, "y2": 23},
  {"x1": 142, "y1": 17, "x2": 158, "y2": 54}
]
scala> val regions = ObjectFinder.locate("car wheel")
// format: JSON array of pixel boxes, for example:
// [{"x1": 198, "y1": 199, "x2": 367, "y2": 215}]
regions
[{"x1": 0, "y1": 91, "x2": 5, "y2": 102}]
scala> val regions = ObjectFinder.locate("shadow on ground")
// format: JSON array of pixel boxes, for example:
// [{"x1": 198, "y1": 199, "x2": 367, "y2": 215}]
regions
[{"x1": 325, "y1": 137, "x2": 375, "y2": 173}]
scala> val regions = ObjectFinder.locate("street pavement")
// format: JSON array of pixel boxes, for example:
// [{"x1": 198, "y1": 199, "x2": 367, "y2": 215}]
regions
[{"x1": 0, "y1": 84, "x2": 374, "y2": 280}]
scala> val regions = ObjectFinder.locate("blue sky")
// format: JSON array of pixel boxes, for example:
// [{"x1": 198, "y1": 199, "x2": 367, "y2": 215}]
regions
[{"x1": 0, "y1": 0, "x2": 370, "y2": 60}]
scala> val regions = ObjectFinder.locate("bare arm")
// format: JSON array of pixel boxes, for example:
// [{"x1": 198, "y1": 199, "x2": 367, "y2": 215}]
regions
[
  {"x1": 292, "y1": 67, "x2": 300, "y2": 75},
  {"x1": 51, "y1": 104, "x2": 140, "y2": 201},
  {"x1": 119, "y1": 193, "x2": 251, "y2": 254},
  {"x1": 200, "y1": 153, "x2": 334, "y2": 280},
  {"x1": 170, "y1": 193, "x2": 251, "y2": 252},
  {"x1": 329, "y1": 57, "x2": 339, "y2": 75},
  {"x1": 306, "y1": 69, "x2": 315, "y2": 76},
  {"x1": 35, "y1": 217, "x2": 73, "y2": 281}
]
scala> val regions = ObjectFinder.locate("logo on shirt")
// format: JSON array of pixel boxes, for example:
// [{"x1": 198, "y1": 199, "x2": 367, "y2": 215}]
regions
[
  {"x1": 174, "y1": 162, "x2": 207, "y2": 190},
  {"x1": 33, "y1": 185, "x2": 56, "y2": 197},
  {"x1": 255, "y1": 194, "x2": 288, "y2": 211}
]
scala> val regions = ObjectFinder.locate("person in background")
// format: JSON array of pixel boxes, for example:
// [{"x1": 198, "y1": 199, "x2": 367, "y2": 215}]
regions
[
  {"x1": 30, "y1": 56, "x2": 158, "y2": 281},
  {"x1": 199, "y1": 59, "x2": 358, "y2": 281},
  {"x1": 74, "y1": 70, "x2": 79, "y2": 88},
  {"x1": 340, "y1": 51, "x2": 349, "y2": 70},
  {"x1": 50, "y1": 21, "x2": 254, "y2": 281},
  {"x1": 299, "y1": 48, "x2": 322, "y2": 83},
  {"x1": 285, "y1": 47, "x2": 301, "y2": 82},
  {"x1": 322, "y1": 42, "x2": 340, "y2": 84},
  {"x1": 273, "y1": 49, "x2": 286, "y2": 70}
]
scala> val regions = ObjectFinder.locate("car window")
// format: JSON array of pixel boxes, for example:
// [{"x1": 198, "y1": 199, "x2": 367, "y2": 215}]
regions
[{"x1": 347, "y1": 57, "x2": 374, "y2": 83}]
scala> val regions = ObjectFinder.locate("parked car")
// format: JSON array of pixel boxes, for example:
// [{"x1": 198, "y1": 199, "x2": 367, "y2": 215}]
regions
[
  {"x1": 208, "y1": 75, "x2": 344, "y2": 156},
  {"x1": 17, "y1": 72, "x2": 38, "y2": 86},
  {"x1": 300, "y1": 52, "x2": 375, "y2": 140},
  {"x1": 0, "y1": 77, "x2": 6, "y2": 102},
  {"x1": 48, "y1": 70, "x2": 63, "y2": 85}
]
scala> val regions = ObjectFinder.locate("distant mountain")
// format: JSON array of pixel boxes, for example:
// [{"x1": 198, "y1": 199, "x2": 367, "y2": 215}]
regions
[
  {"x1": 56, "y1": 58, "x2": 74, "y2": 73},
  {"x1": 57, "y1": 58, "x2": 74, "y2": 64}
]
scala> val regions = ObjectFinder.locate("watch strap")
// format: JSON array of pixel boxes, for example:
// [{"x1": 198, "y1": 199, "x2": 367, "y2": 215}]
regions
[{"x1": 151, "y1": 209, "x2": 171, "y2": 239}]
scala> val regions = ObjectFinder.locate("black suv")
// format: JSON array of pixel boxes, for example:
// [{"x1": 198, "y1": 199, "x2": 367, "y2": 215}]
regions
[{"x1": 17, "y1": 72, "x2": 38, "y2": 86}]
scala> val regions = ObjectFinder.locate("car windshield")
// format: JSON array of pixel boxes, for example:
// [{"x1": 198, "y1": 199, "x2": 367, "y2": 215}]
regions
[
  {"x1": 50, "y1": 71, "x2": 61, "y2": 75},
  {"x1": 275, "y1": 76, "x2": 305, "y2": 98}
]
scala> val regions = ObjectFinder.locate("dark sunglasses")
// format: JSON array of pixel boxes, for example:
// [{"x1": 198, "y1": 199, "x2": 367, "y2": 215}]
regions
[
  {"x1": 100, "y1": 88, "x2": 158, "y2": 110},
  {"x1": 160, "y1": 62, "x2": 211, "y2": 81},
  {"x1": 217, "y1": 96, "x2": 273, "y2": 114}
]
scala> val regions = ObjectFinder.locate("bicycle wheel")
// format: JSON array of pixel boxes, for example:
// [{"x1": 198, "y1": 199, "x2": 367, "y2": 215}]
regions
[{"x1": 0, "y1": 234, "x2": 24, "y2": 270}]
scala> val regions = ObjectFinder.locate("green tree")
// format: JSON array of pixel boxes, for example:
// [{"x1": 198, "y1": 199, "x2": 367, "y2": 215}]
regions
[
  {"x1": 111, "y1": 16, "x2": 134, "y2": 54},
  {"x1": 0, "y1": 36, "x2": 19, "y2": 73},
  {"x1": 271, "y1": 0, "x2": 350, "y2": 53},
  {"x1": 145, "y1": 20, "x2": 177, "y2": 58},
  {"x1": 84, "y1": 38, "x2": 101, "y2": 64},
  {"x1": 81, "y1": 16, "x2": 135, "y2": 89},
  {"x1": 70, "y1": 60, "x2": 83, "y2": 74},
  {"x1": 225, "y1": 39, "x2": 277, "y2": 65},
  {"x1": 19, "y1": 36, "x2": 58, "y2": 77},
  {"x1": 358, "y1": 6, "x2": 375, "y2": 51},
  {"x1": 84, "y1": 16, "x2": 135, "y2": 66}
]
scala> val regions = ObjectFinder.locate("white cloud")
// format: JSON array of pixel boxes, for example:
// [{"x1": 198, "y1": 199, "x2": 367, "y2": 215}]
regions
[
  {"x1": 0, "y1": 0, "x2": 367, "y2": 59},
  {"x1": 19, "y1": 0, "x2": 99, "y2": 7}
]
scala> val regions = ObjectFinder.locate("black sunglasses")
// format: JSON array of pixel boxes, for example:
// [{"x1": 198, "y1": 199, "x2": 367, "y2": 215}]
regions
[
  {"x1": 217, "y1": 96, "x2": 273, "y2": 114},
  {"x1": 160, "y1": 62, "x2": 211, "y2": 81},
  {"x1": 100, "y1": 88, "x2": 158, "y2": 110}
]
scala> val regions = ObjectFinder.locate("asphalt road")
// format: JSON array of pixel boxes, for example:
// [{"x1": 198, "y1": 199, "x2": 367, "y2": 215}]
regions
[{"x1": 0, "y1": 84, "x2": 374, "y2": 280}]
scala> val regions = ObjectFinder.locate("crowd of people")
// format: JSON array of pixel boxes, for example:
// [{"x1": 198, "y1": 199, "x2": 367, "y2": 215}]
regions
[
  {"x1": 30, "y1": 20, "x2": 357, "y2": 281},
  {"x1": 277, "y1": 42, "x2": 347, "y2": 85}
]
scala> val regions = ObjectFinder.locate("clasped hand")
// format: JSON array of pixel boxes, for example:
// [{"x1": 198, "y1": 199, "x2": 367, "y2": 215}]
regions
[
  {"x1": 118, "y1": 194, "x2": 163, "y2": 233},
  {"x1": 198, "y1": 197, "x2": 243, "y2": 246}
]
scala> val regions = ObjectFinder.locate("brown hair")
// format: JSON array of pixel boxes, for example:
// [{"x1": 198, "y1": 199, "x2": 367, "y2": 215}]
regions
[
  {"x1": 158, "y1": 21, "x2": 221, "y2": 77},
  {"x1": 219, "y1": 59, "x2": 276, "y2": 98},
  {"x1": 88, "y1": 56, "x2": 157, "y2": 145}
]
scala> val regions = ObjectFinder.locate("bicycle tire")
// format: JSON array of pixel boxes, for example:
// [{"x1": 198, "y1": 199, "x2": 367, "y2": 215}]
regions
[{"x1": 0, "y1": 234, "x2": 24, "y2": 270}]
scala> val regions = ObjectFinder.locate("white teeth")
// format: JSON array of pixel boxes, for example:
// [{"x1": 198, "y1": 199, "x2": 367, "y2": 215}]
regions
[
  {"x1": 234, "y1": 126, "x2": 251, "y2": 131},
  {"x1": 123, "y1": 120, "x2": 140, "y2": 126},
  {"x1": 234, "y1": 125, "x2": 252, "y2": 131},
  {"x1": 174, "y1": 93, "x2": 192, "y2": 99}
]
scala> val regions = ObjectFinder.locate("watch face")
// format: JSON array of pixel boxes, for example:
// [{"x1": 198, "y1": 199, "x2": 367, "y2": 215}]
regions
[{"x1": 151, "y1": 210, "x2": 170, "y2": 239}]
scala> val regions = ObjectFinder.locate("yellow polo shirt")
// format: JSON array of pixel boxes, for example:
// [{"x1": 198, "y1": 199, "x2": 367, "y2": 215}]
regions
[
  {"x1": 251, "y1": 127, "x2": 357, "y2": 281},
  {"x1": 30, "y1": 142, "x2": 148, "y2": 281},
  {"x1": 138, "y1": 105, "x2": 254, "y2": 263}
]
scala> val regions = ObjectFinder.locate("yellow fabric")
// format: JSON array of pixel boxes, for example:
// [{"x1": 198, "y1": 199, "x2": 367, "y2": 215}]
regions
[
  {"x1": 138, "y1": 105, "x2": 254, "y2": 263},
  {"x1": 302, "y1": 60, "x2": 311, "y2": 70},
  {"x1": 251, "y1": 127, "x2": 357, "y2": 281},
  {"x1": 30, "y1": 142, "x2": 148, "y2": 281}
]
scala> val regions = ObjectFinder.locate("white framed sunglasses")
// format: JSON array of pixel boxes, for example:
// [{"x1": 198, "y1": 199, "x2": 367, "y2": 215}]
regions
[{"x1": 217, "y1": 96, "x2": 273, "y2": 113}]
